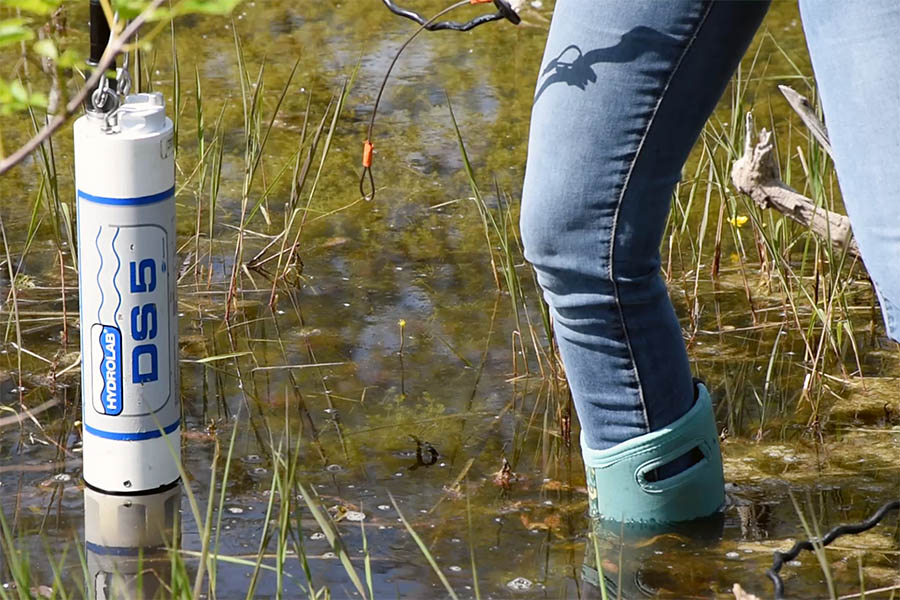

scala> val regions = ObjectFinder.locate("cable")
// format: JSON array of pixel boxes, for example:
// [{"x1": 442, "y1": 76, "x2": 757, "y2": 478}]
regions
[
  {"x1": 767, "y1": 499, "x2": 900, "y2": 599},
  {"x1": 382, "y1": 0, "x2": 520, "y2": 32},
  {"x1": 360, "y1": 0, "x2": 520, "y2": 201}
]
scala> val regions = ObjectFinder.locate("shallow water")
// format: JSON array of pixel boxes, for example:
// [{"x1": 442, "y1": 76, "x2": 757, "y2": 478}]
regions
[{"x1": 2, "y1": 1, "x2": 900, "y2": 598}]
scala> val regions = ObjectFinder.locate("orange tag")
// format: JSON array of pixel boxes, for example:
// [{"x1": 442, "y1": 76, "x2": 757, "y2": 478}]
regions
[
  {"x1": 470, "y1": 0, "x2": 492, "y2": 4},
  {"x1": 362, "y1": 140, "x2": 374, "y2": 168}
]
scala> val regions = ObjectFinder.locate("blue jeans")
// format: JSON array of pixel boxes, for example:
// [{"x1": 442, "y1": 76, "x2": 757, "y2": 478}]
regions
[{"x1": 521, "y1": 0, "x2": 900, "y2": 452}]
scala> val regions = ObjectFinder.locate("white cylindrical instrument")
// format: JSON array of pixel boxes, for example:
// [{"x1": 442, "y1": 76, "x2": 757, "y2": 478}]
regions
[{"x1": 75, "y1": 92, "x2": 180, "y2": 493}]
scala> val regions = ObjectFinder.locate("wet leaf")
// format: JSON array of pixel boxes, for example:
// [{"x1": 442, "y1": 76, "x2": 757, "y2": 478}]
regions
[
  {"x1": 32, "y1": 37, "x2": 55, "y2": 59},
  {"x1": 55, "y1": 48, "x2": 81, "y2": 69},
  {"x1": 173, "y1": 0, "x2": 242, "y2": 15},
  {"x1": 0, "y1": 18, "x2": 33, "y2": 47},
  {"x1": 0, "y1": 79, "x2": 47, "y2": 114},
  {"x1": 111, "y1": 0, "x2": 240, "y2": 19},
  {"x1": 0, "y1": 0, "x2": 61, "y2": 16}
]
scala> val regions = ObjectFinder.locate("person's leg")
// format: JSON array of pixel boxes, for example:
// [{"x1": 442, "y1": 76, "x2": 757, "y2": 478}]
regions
[
  {"x1": 799, "y1": 1, "x2": 900, "y2": 342},
  {"x1": 520, "y1": 0, "x2": 770, "y2": 523}
]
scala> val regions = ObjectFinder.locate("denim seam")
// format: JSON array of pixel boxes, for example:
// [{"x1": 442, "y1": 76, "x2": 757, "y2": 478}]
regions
[{"x1": 606, "y1": 1, "x2": 714, "y2": 433}]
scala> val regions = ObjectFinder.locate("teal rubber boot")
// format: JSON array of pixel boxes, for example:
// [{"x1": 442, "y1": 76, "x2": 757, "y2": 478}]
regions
[
  {"x1": 581, "y1": 383, "x2": 725, "y2": 525},
  {"x1": 580, "y1": 513, "x2": 725, "y2": 599}
]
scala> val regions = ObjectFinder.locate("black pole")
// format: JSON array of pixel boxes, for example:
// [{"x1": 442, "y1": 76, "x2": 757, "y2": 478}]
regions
[
  {"x1": 87, "y1": 0, "x2": 116, "y2": 112},
  {"x1": 88, "y1": 0, "x2": 109, "y2": 65}
]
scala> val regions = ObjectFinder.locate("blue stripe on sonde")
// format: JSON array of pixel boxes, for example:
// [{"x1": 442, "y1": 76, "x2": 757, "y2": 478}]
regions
[
  {"x1": 85, "y1": 542, "x2": 156, "y2": 557},
  {"x1": 78, "y1": 187, "x2": 174, "y2": 206},
  {"x1": 84, "y1": 419, "x2": 180, "y2": 441}
]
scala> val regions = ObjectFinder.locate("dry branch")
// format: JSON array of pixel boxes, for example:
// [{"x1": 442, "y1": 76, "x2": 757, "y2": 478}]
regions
[
  {"x1": 778, "y1": 85, "x2": 832, "y2": 159},
  {"x1": 730, "y1": 112, "x2": 859, "y2": 258}
]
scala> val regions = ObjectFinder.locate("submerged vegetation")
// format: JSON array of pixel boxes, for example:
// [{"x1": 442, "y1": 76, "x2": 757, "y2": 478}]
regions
[{"x1": 1, "y1": 1, "x2": 898, "y2": 598}]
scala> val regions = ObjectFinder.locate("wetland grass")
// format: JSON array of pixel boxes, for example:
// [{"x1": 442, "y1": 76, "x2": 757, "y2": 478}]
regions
[
  {"x1": 662, "y1": 35, "x2": 883, "y2": 442},
  {"x1": 1, "y1": 9, "x2": 899, "y2": 599}
]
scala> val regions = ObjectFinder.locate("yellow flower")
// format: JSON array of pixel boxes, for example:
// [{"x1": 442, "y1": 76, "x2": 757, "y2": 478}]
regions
[
  {"x1": 727, "y1": 215, "x2": 749, "y2": 228},
  {"x1": 398, "y1": 319, "x2": 406, "y2": 328}
]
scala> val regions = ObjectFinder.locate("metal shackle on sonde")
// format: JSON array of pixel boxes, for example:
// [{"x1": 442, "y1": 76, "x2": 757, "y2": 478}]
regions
[{"x1": 75, "y1": 0, "x2": 180, "y2": 495}]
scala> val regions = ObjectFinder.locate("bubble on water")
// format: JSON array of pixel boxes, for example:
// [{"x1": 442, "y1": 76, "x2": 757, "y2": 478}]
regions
[
  {"x1": 52, "y1": 473, "x2": 72, "y2": 483},
  {"x1": 451, "y1": 538, "x2": 462, "y2": 544},
  {"x1": 725, "y1": 551, "x2": 741, "y2": 560},
  {"x1": 449, "y1": 566, "x2": 462, "y2": 573},
  {"x1": 788, "y1": 560, "x2": 802, "y2": 567},
  {"x1": 343, "y1": 511, "x2": 365, "y2": 522},
  {"x1": 252, "y1": 467, "x2": 268, "y2": 475},
  {"x1": 310, "y1": 532, "x2": 326, "y2": 541},
  {"x1": 325, "y1": 464, "x2": 343, "y2": 473},
  {"x1": 507, "y1": 577, "x2": 533, "y2": 591},
  {"x1": 242, "y1": 454, "x2": 263, "y2": 464},
  {"x1": 322, "y1": 552, "x2": 336, "y2": 559},
  {"x1": 394, "y1": 472, "x2": 403, "y2": 478},
  {"x1": 378, "y1": 505, "x2": 391, "y2": 511},
  {"x1": 227, "y1": 507, "x2": 244, "y2": 514}
]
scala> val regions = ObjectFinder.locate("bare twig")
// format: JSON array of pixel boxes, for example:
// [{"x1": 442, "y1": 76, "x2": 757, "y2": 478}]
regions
[{"x1": 0, "y1": 0, "x2": 166, "y2": 176}]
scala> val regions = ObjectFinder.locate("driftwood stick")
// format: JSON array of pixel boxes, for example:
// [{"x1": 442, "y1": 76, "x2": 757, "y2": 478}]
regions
[
  {"x1": 778, "y1": 85, "x2": 833, "y2": 159},
  {"x1": 731, "y1": 112, "x2": 859, "y2": 258}
]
